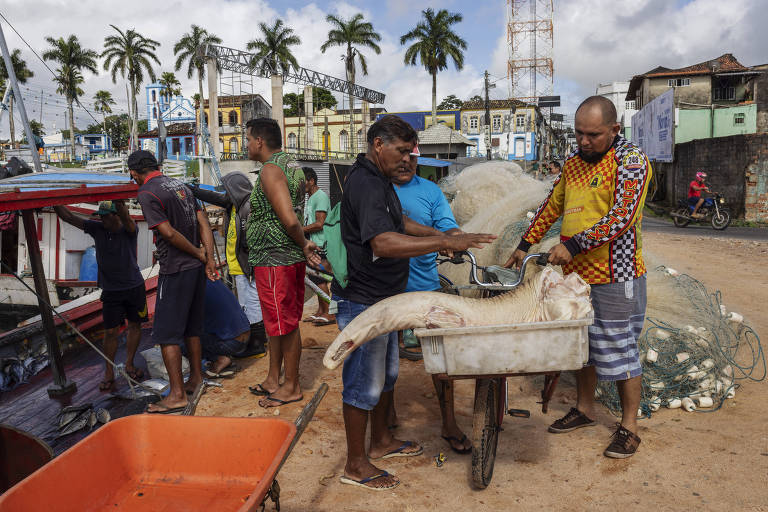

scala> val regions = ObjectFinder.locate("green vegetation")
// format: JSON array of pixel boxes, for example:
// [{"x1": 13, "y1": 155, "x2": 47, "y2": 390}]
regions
[
  {"x1": 437, "y1": 94, "x2": 463, "y2": 110},
  {"x1": 247, "y1": 19, "x2": 301, "y2": 76},
  {"x1": 159, "y1": 71, "x2": 182, "y2": 98},
  {"x1": 102, "y1": 25, "x2": 160, "y2": 149},
  {"x1": 321, "y1": 13, "x2": 381, "y2": 151},
  {"x1": 0, "y1": 48, "x2": 33, "y2": 147},
  {"x1": 174, "y1": 25, "x2": 222, "y2": 130},
  {"x1": 401, "y1": 8, "x2": 467, "y2": 127},
  {"x1": 185, "y1": 159, "x2": 200, "y2": 178},
  {"x1": 284, "y1": 87, "x2": 338, "y2": 117},
  {"x1": 42, "y1": 35, "x2": 99, "y2": 159}
]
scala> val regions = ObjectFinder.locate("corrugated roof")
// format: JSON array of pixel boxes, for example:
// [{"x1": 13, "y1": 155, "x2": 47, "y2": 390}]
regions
[{"x1": 417, "y1": 124, "x2": 476, "y2": 146}]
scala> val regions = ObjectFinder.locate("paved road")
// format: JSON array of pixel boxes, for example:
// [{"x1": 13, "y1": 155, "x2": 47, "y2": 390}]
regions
[{"x1": 643, "y1": 215, "x2": 768, "y2": 240}]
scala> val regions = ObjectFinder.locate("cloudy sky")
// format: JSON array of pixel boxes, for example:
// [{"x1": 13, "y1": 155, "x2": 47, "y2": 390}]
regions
[{"x1": 1, "y1": 0, "x2": 765, "y2": 138}]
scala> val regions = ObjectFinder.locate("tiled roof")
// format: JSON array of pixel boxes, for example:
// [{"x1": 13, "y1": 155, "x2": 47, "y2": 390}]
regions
[
  {"x1": 417, "y1": 124, "x2": 476, "y2": 146},
  {"x1": 138, "y1": 122, "x2": 195, "y2": 138},
  {"x1": 461, "y1": 98, "x2": 532, "y2": 110}
]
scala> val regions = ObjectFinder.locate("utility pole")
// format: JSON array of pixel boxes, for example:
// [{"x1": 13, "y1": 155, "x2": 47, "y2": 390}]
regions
[
  {"x1": 0, "y1": 23, "x2": 42, "y2": 172},
  {"x1": 39, "y1": 89, "x2": 43, "y2": 123},
  {"x1": 484, "y1": 70, "x2": 492, "y2": 161}
]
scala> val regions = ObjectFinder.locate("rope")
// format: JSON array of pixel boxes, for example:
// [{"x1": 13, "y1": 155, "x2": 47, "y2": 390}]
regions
[
  {"x1": 597, "y1": 267, "x2": 765, "y2": 417},
  {"x1": 0, "y1": 259, "x2": 162, "y2": 398}
]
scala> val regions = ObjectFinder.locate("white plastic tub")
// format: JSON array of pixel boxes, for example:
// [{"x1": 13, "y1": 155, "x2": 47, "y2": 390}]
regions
[{"x1": 413, "y1": 317, "x2": 592, "y2": 376}]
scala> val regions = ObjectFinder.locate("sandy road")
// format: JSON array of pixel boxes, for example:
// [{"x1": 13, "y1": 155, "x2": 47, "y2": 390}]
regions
[{"x1": 197, "y1": 230, "x2": 768, "y2": 511}]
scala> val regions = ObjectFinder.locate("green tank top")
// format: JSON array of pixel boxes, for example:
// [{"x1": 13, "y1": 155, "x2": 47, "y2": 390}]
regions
[{"x1": 247, "y1": 151, "x2": 306, "y2": 267}]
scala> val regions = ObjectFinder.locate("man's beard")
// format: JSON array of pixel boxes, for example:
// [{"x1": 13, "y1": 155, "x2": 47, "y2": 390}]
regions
[{"x1": 579, "y1": 148, "x2": 608, "y2": 164}]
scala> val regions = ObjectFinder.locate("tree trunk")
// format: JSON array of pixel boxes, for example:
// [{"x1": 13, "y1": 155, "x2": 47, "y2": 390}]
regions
[
  {"x1": 68, "y1": 100, "x2": 76, "y2": 162},
  {"x1": 8, "y1": 95, "x2": 15, "y2": 147},
  {"x1": 347, "y1": 49, "x2": 355, "y2": 155},
  {"x1": 197, "y1": 74, "x2": 204, "y2": 156},
  {"x1": 130, "y1": 83, "x2": 138, "y2": 152},
  {"x1": 431, "y1": 72, "x2": 437, "y2": 128}
]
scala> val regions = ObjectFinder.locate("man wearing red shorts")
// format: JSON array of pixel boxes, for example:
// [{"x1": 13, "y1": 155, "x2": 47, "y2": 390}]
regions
[{"x1": 245, "y1": 118, "x2": 320, "y2": 408}]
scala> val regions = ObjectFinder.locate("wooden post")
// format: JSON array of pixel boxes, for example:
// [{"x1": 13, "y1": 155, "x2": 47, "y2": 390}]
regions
[{"x1": 21, "y1": 210, "x2": 76, "y2": 397}]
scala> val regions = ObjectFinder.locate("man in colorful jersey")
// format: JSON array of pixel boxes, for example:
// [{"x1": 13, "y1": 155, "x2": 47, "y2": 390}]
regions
[
  {"x1": 505, "y1": 96, "x2": 651, "y2": 458},
  {"x1": 244, "y1": 118, "x2": 320, "y2": 409},
  {"x1": 688, "y1": 171, "x2": 710, "y2": 218}
]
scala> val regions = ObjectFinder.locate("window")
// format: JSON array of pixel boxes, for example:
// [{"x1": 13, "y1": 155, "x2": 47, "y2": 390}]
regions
[
  {"x1": 172, "y1": 138, "x2": 181, "y2": 155},
  {"x1": 151, "y1": 90, "x2": 156, "y2": 102},
  {"x1": 668, "y1": 78, "x2": 691, "y2": 87},
  {"x1": 152, "y1": 107, "x2": 157, "y2": 119},
  {"x1": 217, "y1": 112, "x2": 223, "y2": 126},
  {"x1": 516, "y1": 114, "x2": 526, "y2": 130},
  {"x1": 339, "y1": 130, "x2": 348, "y2": 152},
  {"x1": 287, "y1": 133, "x2": 297, "y2": 149},
  {"x1": 229, "y1": 138, "x2": 238, "y2": 153},
  {"x1": 625, "y1": 100, "x2": 636, "y2": 110},
  {"x1": 228, "y1": 111, "x2": 238, "y2": 125},
  {"x1": 492, "y1": 115, "x2": 502, "y2": 132},
  {"x1": 714, "y1": 87, "x2": 736, "y2": 101},
  {"x1": 185, "y1": 137, "x2": 193, "y2": 154},
  {"x1": 357, "y1": 129, "x2": 364, "y2": 151},
  {"x1": 469, "y1": 116, "x2": 478, "y2": 130},
  {"x1": 734, "y1": 113, "x2": 745, "y2": 125}
]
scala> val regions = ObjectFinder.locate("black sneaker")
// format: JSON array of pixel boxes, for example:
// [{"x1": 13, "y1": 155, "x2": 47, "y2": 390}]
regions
[
  {"x1": 604, "y1": 424, "x2": 641, "y2": 459},
  {"x1": 548, "y1": 407, "x2": 597, "y2": 433}
]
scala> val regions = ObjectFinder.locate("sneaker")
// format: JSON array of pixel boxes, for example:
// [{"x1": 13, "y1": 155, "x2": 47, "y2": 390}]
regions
[
  {"x1": 548, "y1": 407, "x2": 596, "y2": 433},
  {"x1": 603, "y1": 424, "x2": 641, "y2": 459}
]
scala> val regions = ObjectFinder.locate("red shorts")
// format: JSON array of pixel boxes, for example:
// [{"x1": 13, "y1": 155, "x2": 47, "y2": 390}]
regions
[{"x1": 253, "y1": 262, "x2": 306, "y2": 337}]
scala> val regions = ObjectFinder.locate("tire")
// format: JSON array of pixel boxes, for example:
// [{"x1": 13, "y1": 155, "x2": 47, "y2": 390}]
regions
[
  {"x1": 672, "y1": 208, "x2": 691, "y2": 227},
  {"x1": 711, "y1": 209, "x2": 731, "y2": 230},
  {"x1": 471, "y1": 378, "x2": 501, "y2": 489}
]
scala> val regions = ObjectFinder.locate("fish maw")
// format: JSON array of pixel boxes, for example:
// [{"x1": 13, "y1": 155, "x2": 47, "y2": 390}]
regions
[{"x1": 425, "y1": 306, "x2": 466, "y2": 328}]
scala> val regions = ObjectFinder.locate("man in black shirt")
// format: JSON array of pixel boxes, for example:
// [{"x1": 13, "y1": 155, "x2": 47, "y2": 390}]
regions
[
  {"x1": 128, "y1": 150, "x2": 218, "y2": 414},
  {"x1": 54, "y1": 200, "x2": 148, "y2": 391},
  {"x1": 333, "y1": 115, "x2": 494, "y2": 491}
]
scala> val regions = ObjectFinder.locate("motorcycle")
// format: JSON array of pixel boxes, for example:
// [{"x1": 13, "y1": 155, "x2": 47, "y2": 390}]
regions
[{"x1": 671, "y1": 192, "x2": 731, "y2": 230}]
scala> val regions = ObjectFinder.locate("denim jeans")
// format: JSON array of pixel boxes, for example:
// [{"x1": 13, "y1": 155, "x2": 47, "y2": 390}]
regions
[
  {"x1": 200, "y1": 332, "x2": 247, "y2": 362},
  {"x1": 336, "y1": 299, "x2": 399, "y2": 411},
  {"x1": 234, "y1": 274, "x2": 263, "y2": 324}
]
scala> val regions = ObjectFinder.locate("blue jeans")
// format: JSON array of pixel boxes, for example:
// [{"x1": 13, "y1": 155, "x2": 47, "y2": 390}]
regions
[
  {"x1": 234, "y1": 274, "x2": 263, "y2": 324},
  {"x1": 200, "y1": 333, "x2": 247, "y2": 361},
  {"x1": 336, "y1": 299, "x2": 399, "y2": 411}
]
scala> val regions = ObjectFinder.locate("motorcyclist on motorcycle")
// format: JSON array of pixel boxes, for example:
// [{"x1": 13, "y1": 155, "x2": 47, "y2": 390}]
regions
[{"x1": 688, "y1": 171, "x2": 710, "y2": 218}]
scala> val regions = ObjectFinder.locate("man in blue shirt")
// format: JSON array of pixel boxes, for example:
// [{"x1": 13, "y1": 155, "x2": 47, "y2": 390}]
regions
[
  {"x1": 201, "y1": 279, "x2": 251, "y2": 378},
  {"x1": 391, "y1": 146, "x2": 472, "y2": 454}
]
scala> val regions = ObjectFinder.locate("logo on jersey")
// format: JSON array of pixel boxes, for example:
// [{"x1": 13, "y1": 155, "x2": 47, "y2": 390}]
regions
[
  {"x1": 622, "y1": 151, "x2": 644, "y2": 170},
  {"x1": 589, "y1": 175, "x2": 601, "y2": 188}
]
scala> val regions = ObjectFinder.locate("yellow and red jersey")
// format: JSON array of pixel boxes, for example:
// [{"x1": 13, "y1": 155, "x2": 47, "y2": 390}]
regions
[{"x1": 520, "y1": 136, "x2": 652, "y2": 285}]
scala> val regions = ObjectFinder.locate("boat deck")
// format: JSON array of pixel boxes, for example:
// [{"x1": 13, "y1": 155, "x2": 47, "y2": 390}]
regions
[{"x1": 0, "y1": 329, "x2": 157, "y2": 455}]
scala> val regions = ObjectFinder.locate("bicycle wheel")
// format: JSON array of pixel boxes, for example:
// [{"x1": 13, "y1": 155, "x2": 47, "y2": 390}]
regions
[{"x1": 471, "y1": 378, "x2": 501, "y2": 489}]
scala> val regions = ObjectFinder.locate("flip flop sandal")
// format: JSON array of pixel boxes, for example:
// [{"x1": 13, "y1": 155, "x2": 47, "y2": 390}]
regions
[
  {"x1": 375, "y1": 440, "x2": 424, "y2": 460},
  {"x1": 302, "y1": 315, "x2": 319, "y2": 322},
  {"x1": 145, "y1": 403, "x2": 187, "y2": 415},
  {"x1": 259, "y1": 395, "x2": 304, "y2": 408},
  {"x1": 98, "y1": 379, "x2": 115, "y2": 392},
  {"x1": 249, "y1": 383, "x2": 273, "y2": 396},
  {"x1": 312, "y1": 316, "x2": 335, "y2": 326},
  {"x1": 442, "y1": 434, "x2": 472, "y2": 454},
  {"x1": 205, "y1": 369, "x2": 235, "y2": 379},
  {"x1": 339, "y1": 471, "x2": 400, "y2": 491}
]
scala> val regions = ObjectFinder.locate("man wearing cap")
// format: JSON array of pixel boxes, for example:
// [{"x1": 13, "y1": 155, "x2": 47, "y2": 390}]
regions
[
  {"x1": 127, "y1": 150, "x2": 218, "y2": 414},
  {"x1": 390, "y1": 144, "x2": 472, "y2": 454},
  {"x1": 688, "y1": 172, "x2": 710, "y2": 219},
  {"x1": 54, "y1": 200, "x2": 147, "y2": 391}
]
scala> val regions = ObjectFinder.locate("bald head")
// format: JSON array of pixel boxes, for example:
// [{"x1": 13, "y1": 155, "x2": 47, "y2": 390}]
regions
[{"x1": 576, "y1": 96, "x2": 618, "y2": 126}]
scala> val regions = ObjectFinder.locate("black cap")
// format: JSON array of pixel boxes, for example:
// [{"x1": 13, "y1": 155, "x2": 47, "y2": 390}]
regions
[{"x1": 127, "y1": 150, "x2": 159, "y2": 172}]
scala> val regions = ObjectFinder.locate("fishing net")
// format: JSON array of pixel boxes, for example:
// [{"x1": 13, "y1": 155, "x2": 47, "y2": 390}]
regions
[{"x1": 439, "y1": 160, "x2": 765, "y2": 417}]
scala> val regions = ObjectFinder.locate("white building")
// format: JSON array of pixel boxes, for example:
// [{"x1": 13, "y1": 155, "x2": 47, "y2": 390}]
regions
[
  {"x1": 145, "y1": 83, "x2": 196, "y2": 131},
  {"x1": 596, "y1": 82, "x2": 636, "y2": 129}
]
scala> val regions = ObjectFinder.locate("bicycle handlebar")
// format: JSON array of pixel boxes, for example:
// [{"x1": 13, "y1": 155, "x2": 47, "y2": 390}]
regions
[{"x1": 438, "y1": 250, "x2": 549, "y2": 289}]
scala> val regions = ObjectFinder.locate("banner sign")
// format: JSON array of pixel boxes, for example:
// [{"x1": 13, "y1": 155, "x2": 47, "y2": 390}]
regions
[{"x1": 631, "y1": 88, "x2": 674, "y2": 162}]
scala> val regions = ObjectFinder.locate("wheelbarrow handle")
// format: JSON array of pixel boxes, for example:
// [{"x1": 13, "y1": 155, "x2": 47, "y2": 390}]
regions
[{"x1": 274, "y1": 383, "x2": 329, "y2": 476}]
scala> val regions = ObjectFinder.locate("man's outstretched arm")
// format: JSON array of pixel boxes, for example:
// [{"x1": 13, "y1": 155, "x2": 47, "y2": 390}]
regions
[{"x1": 53, "y1": 205, "x2": 85, "y2": 230}]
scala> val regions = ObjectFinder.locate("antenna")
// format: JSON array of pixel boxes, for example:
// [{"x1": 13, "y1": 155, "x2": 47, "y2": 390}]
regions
[{"x1": 506, "y1": 0, "x2": 554, "y2": 103}]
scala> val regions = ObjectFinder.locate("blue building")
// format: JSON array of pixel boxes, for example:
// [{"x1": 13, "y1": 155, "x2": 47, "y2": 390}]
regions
[
  {"x1": 75, "y1": 133, "x2": 111, "y2": 154},
  {"x1": 377, "y1": 110, "x2": 461, "y2": 131},
  {"x1": 138, "y1": 122, "x2": 197, "y2": 161},
  {"x1": 146, "y1": 83, "x2": 196, "y2": 131}
]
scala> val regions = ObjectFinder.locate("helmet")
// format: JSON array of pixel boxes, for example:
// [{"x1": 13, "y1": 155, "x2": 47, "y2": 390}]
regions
[{"x1": 696, "y1": 171, "x2": 707, "y2": 180}]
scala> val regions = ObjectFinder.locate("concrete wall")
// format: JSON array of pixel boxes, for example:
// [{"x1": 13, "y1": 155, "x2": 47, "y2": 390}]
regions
[
  {"x1": 675, "y1": 104, "x2": 757, "y2": 144},
  {"x1": 754, "y1": 64, "x2": 768, "y2": 133},
  {"x1": 661, "y1": 133, "x2": 768, "y2": 219},
  {"x1": 646, "y1": 76, "x2": 711, "y2": 107}
]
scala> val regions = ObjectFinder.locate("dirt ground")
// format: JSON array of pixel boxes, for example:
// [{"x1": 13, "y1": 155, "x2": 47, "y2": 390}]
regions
[{"x1": 196, "y1": 232, "x2": 768, "y2": 511}]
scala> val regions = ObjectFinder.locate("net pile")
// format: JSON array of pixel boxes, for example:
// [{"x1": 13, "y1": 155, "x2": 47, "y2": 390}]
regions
[{"x1": 597, "y1": 268, "x2": 765, "y2": 416}]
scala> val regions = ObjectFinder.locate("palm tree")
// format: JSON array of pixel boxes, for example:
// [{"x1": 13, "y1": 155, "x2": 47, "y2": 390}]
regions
[
  {"x1": 93, "y1": 90, "x2": 115, "y2": 136},
  {"x1": 158, "y1": 71, "x2": 182, "y2": 100},
  {"x1": 401, "y1": 8, "x2": 467, "y2": 127},
  {"x1": 102, "y1": 25, "x2": 160, "y2": 151},
  {"x1": 321, "y1": 14, "x2": 381, "y2": 152},
  {"x1": 42, "y1": 35, "x2": 98, "y2": 159},
  {"x1": 0, "y1": 49, "x2": 34, "y2": 148},
  {"x1": 247, "y1": 19, "x2": 301, "y2": 138}
]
